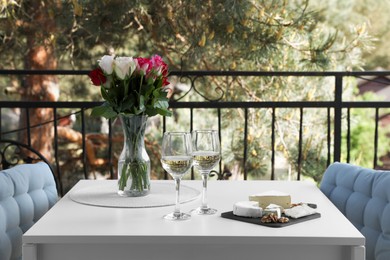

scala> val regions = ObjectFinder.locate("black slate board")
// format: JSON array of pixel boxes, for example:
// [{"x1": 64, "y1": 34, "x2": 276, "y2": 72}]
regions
[{"x1": 220, "y1": 211, "x2": 321, "y2": 228}]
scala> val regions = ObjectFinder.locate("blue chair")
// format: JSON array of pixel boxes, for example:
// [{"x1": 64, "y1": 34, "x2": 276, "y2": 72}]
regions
[
  {"x1": 320, "y1": 162, "x2": 390, "y2": 260},
  {"x1": 0, "y1": 162, "x2": 57, "y2": 260}
]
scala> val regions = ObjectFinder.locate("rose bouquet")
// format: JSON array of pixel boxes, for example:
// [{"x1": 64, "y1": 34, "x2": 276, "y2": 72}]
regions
[
  {"x1": 89, "y1": 54, "x2": 172, "y2": 119},
  {"x1": 89, "y1": 54, "x2": 172, "y2": 195}
]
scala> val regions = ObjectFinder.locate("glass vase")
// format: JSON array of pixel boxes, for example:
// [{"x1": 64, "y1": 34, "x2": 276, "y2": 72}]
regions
[{"x1": 117, "y1": 114, "x2": 151, "y2": 197}]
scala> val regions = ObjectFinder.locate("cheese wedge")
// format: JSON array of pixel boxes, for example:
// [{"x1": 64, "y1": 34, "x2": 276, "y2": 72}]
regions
[
  {"x1": 263, "y1": 205, "x2": 282, "y2": 218},
  {"x1": 249, "y1": 190, "x2": 291, "y2": 209},
  {"x1": 233, "y1": 201, "x2": 263, "y2": 218},
  {"x1": 284, "y1": 204, "x2": 317, "y2": 219}
]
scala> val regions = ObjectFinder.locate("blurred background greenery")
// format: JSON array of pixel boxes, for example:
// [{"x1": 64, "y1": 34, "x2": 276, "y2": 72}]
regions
[{"x1": 1, "y1": 0, "x2": 389, "y2": 191}]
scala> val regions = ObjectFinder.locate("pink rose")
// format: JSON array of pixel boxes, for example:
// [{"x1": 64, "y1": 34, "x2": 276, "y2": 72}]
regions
[
  {"x1": 135, "y1": 57, "x2": 152, "y2": 75},
  {"x1": 151, "y1": 55, "x2": 168, "y2": 77}
]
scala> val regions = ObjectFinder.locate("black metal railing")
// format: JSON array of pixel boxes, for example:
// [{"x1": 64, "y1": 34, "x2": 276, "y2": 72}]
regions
[{"x1": 1, "y1": 70, "x2": 390, "y2": 196}]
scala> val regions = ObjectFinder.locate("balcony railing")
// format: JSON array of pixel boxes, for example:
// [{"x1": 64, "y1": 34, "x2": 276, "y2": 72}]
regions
[{"x1": 1, "y1": 70, "x2": 390, "y2": 196}]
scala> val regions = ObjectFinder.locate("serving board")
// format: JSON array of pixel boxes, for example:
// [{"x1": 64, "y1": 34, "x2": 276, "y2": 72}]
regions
[{"x1": 221, "y1": 211, "x2": 321, "y2": 228}]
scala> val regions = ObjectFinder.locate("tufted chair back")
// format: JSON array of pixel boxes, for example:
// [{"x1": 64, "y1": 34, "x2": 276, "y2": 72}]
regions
[
  {"x1": 0, "y1": 162, "x2": 58, "y2": 260},
  {"x1": 320, "y1": 162, "x2": 390, "y2": 260}
]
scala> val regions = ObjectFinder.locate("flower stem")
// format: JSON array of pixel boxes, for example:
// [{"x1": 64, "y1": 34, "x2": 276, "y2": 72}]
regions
[{"x1": 118, "y1": 114, "x2": 150, "y2": 194}]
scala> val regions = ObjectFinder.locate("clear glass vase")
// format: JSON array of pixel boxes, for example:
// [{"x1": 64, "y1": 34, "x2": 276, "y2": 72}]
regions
[{"x1": 117, "y1": 114, "x2": 151, "y2": 197}]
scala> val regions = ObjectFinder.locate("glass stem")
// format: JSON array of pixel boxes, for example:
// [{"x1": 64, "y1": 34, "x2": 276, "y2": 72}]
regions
[
  {"x1": 201, "y1": 172, "x2": 209, "y2": 209},
  {"x1": 174, "y1": 178, "x2": 181, "y2": 216}
]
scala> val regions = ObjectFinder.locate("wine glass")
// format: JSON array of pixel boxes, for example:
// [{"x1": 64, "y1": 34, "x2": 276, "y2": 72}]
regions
[
  {"x1": 192, "y1": 130, "x2": 220, "y2": 215},
  {"x1": 161, "y1": 132, "x2": 193, "y2": 221}
]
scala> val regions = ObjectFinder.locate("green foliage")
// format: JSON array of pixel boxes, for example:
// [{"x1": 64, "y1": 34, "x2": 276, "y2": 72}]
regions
[
  {"x1": 0, "y1": 0, "x2": 385, "y2": 183},
  {"x1": 0, "y1": 0, "x2": 375, "y2": 71},
  {"x1": 91, "y1": 75, "x2": 172, "y2": 119},
  {"x1": 341, "y1": 92, "x2": 390, "y2": 168},
  {"x1": 138, "y1": 0, "x2": 373, "y2": 71},
  {"x1": 90, "y1": 102, "x2": 117, "y2": 119},
  {"x1": 311, "y1": 0, "x2": 390, "y2": 70}
]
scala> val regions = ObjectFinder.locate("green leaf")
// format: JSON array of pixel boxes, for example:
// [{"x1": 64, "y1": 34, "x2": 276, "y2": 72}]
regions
[
  {"x1": 160, "y1": 90, "x2": 168, "y2": 98},
  {"x1": 123, "y1": 79, "x2": 129, "y2": 97},
  {"x1": 139, "y1": 95, "x2": 145, "y2": 112},
  {"x1": 156, "y1": 107, "x2": 173, "y2": 116},
  {"x1": 153, "y1": 99, "x2": 166, "y2": 108},
  {"x1": 152, "y1": 88, "x2": 161, "y2": 98},
  {"x1": 101, "y1": 87, "x2": 111, "y2": 101},
  {"x1": 144, "y1": 84, "x2": 155, "y2": 100},
  {"x1": 121, "y1": 96, "x2": 135, "y2": 111},
  {"x1": 147, "y1": 77, "x2": 154, "y2": 86},
  {"x1": 90, "y1": 103, "x2": 118, "y2": 119},
  {"x1": 155, "y1": 78, "x2": 163, "y2": 89}
]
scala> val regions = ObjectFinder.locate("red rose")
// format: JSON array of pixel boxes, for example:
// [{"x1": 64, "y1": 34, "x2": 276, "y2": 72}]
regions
[
  {"x1": 162, "y1": 77, "x2": 170, "y2": 86},
  {"x1": 88, "y1": 68, "x2": 106, "y2": 86}
]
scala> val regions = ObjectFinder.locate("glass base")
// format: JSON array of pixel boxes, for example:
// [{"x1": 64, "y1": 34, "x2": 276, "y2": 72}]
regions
[
  {"x1": 164, "y1": 212, "x2": 191, "y2": 221},
  {"x1": 194, "y1": 207, "x2": 217, "y2": 215},
  {"x1": 117, "y1": 189, "x2": 150, "y2": 197}
]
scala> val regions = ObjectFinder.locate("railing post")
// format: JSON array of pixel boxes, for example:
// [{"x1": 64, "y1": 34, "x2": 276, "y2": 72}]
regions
[
  {"x1": 0, "y1": 109, "x2": 2, "y2": 137},
  {"x1": 81, "y1": 108, "x2": 88, "y2": 179},
  {"x1": 347, "y1": 108, "x2": 351, "y2": 163},
  {"x1": 297, "y1": 108, "x2": 303, "y2": 180},
  {"x1": 218, "y1": 108, "x2": 222, "y2": 176},
  {"x1": 25, "y1": 108, "x2": 31, "y2": 146},
  {"x1": 162, "y1": 115, "x2": 168, "y2": 180},
  {"x1": 327, "y1": 107, "x2": 331, "y2": 166},
  {"x1": 53, "y1": 108, "x2": 63, "y2": 196},
  {"x1": 243, "y1": 108, "x2": 248, "y2": 180},
  {"x1": 271, "y1": 108, "x2": 275, "y2": 180},
  {"x1": 334, "y1": 76, "x2": 343, "y2": 162},
  {"x1": 374, "y1": 108, "x2": 379, "y2": 169},
  {"x1": 190, "y1": 108, "x2": 194, "y2": 180},
  {"x1": 108, "y1": 118, "x2": 114, "y2": 179}
]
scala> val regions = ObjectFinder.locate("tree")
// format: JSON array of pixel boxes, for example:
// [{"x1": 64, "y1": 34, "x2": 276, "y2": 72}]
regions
[
  {"x1": 341, "y1": 91, "x2": 390, "y2": 168},
  {"x1": 0, "y1": 1, "x2": 140, "y2": 159},
  {"x1": 1, "y1": 1, "x2": 60, "y2": 159},
  {"x1": 139, "y1": 0, "x2": 374, "y2": 180},
  {"x1": 310, "y1": 0, "x2": 390, "y2": 70},
  {"x1": 0, "y1": 0, "x2": 377, "y2": 181}
]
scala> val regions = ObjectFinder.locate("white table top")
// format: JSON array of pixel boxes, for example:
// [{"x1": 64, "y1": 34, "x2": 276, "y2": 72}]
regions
[{"x1": 23, "y1": 180, "x2": 365, "y2": 247}]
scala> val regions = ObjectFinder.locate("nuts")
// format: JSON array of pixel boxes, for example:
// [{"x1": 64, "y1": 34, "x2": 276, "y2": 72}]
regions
[
  {"x1": 261, "y1": 213, "x2": 289, "y2": 224},
  {"x1": 291, "y1": 203, "x2": 303, "y2": 207},
  {"x1": 278, "y1": 217, "x2": 290, "y2": 223},
  {"x1": 270, "y1": 213, "x2": 279, "y2": 223},
  {"x1": 261, "y1": 214, "x2": 272, "y2": 223}
]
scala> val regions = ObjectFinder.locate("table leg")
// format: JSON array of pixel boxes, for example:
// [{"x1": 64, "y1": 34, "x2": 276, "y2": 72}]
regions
[
  {"x1": 351, "y1": 245, "x2": 365, "y2": 260},
  {"x1": 22, "y1": 243, "x2": 37, "y2": 260}
]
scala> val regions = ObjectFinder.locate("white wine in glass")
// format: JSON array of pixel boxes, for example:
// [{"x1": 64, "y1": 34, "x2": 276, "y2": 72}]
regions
[
  {"x1": 161, "y1": 132, "x2": 193, "y2": 221},
  {"x1": 192, "y1": 130, "x2": 220, "y2": 215}
]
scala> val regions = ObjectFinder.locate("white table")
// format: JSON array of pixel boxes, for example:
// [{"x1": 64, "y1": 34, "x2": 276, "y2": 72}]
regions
[{"x1": 23, "y1": 180, "x2": 365, "y2": 260}]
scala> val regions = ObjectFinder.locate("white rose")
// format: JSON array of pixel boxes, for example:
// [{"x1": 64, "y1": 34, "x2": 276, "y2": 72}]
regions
[
  {"x1": 114, "y1": 56, "x2": 136, "y2": 80},
  {"x1": 103, "y1": 75, "x2": 112, "y2": 89},
  {"x1": 98, "y1": 55, "x2": 115, "y2": 74},
  {"x1": 128, "y1": 58, "x2": 137, "y2": 76}
]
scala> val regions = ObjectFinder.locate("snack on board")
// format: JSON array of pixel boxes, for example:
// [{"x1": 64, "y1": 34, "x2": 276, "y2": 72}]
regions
[
  {"x1": 231, "y1": 191, "x2": 317, "y2": 225},
  {"x1": 233, "y1": 201, "x2": 263, "y2": 218},
  {"x1": 260, "y1": 214, "x2": 290, "y2": 223},
  {"x1": 249, "y1": 190, "x2": 291, "y2": 209},
  {"x1": 263, "y1": 205, "x2": 282, "y2": 218},
  {"x1": 284, "y1": 203, "x2": 317, "y2": 219}
]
